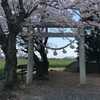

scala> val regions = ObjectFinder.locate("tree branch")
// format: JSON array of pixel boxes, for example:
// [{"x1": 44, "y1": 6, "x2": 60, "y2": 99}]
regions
[
  {"x1": 27, "y1": 5, "x2": 38, "y2": 17},
  {"x1": 1, "y1": 0, "x2": 12, "y2": 20},
  {"x1": 44, "y1": 37, "x2": 48, "y2": 45},
  {"x1": 19, "y1": 0, "x2": 23, "y2": 9},
  {"x1": 19, "y1": 0, "x2": 25, "y2": 13}
]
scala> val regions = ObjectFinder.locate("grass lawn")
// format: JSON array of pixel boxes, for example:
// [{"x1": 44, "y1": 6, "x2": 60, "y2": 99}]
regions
[
  {"x1": 0, "y1": 59, "x2": 28, "y2": 71},
  {"x1": 0, "y1": 60, "x2": 5, "y2": 70},
  {"x1": 0, "y1": 59, "x2": 75, "y2": 71},
  {"x1": 49, "y1": 59, "x2": 75, "y2": 68}
]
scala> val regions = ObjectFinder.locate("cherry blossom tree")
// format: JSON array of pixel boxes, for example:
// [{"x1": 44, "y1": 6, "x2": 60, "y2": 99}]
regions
[{"x1": 0, "y1": 0, "x2": 39, "y2": 89}]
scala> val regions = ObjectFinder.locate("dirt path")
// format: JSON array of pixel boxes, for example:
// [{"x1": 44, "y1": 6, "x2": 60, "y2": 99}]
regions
[
  {"x1": 15, "y1": 71, "x2": 100, "y2": 100},
  {"x1": 1, "y1": 70, "x2": 100, "y2": 100}
]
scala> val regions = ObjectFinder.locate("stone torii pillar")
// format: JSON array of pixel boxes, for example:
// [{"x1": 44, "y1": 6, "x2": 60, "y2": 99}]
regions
[
  {"x1": 79, "y1": 28, "x2": 86, "y2": 85},
  {"x1": 26, "y1": 28, "x2": 34, "y2": 84}
]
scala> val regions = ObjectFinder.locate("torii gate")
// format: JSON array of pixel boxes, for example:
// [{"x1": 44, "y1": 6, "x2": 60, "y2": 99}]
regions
[{"x1": 26, "y1": 22, "x2": 86, "y2": 85}]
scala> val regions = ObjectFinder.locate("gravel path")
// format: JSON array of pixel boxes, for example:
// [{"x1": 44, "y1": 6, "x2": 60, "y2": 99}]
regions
[{"x1": 14, "y1": 71, "x2": 100, "y2": 100}]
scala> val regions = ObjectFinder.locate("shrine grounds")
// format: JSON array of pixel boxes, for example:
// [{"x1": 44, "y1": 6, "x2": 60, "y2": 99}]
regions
[
  {"x1": 0, "y1": 59, "x2": 100, "y2": 100},
  {"x1": 1, "y1": 70, "x2": 100, "y2": 100}
]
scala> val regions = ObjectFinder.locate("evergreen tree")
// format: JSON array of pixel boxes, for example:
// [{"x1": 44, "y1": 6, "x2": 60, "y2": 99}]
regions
[{"x1": 85, "y1": 27, "x2": 100, "y2": 63}]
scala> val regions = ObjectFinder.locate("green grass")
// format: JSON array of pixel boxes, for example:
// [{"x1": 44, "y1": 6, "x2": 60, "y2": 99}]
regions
[
  {"x1": 0, "y1": 59, "x2": 75, "y2": 70},
  {"x1": 0, "y1": 60, "x2": 28, "y2": 71},
  {"x1": 17, "y1": 59, "x2": 28, "y2": 65},
  {"x1": 49, "y1": 59, "x2": 75, "y2": 68},
  {"x1": 0, "y1": 60, "x2": 5, "y2": 70}
]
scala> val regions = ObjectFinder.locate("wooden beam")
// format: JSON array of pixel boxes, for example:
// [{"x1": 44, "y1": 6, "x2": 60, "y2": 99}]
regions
[{"x1": 33, "y1": 32, "x2": 75, "y2": 37}]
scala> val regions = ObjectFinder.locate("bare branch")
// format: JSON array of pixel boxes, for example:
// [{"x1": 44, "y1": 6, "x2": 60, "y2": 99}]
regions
[
  {"x1": 1, "y1": 0, "x2": 12, "y2": 20},
  {"x1": 19, "y1": 0, "x2": 25, "y2": 13},
  {"x1": 19, "y1": 0, "x2": 23, "y2": 9}
]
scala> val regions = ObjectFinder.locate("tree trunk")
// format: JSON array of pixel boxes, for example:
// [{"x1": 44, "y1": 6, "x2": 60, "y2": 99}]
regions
[
  {"x1": 39, "y1": 37, "x2": 49, "y2": 74},
  {"x1": 4, "y1": 33, "x2": 17, "y2": 89},
  {"x1": 40, "y1": 52, "x2": 49, "y2": 74},
  {"x1": 34, "y1": 53, "x2": 43, "y2": 76}
]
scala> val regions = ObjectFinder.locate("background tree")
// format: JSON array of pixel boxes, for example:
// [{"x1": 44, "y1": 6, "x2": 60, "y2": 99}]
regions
[
  {"x1": 80, "y1": 0, "x2": 100, "y2": 64},
  {"x1": 85, "y1": 27, "x2": 100, "y2": 63},
  {"x1": 74, "y1": 0, "x2": 100, "y2": 73}
]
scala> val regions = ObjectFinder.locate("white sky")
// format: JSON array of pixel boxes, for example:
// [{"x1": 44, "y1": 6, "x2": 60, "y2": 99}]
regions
[{"x1": 46, "y1": 37, "x2": 78, "y2": 58}]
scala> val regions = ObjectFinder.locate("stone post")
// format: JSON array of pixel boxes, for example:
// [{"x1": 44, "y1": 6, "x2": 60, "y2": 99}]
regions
[{"x1": 79, "y1": 28, "x2": 86, "y2": 85}]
